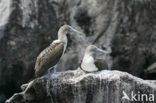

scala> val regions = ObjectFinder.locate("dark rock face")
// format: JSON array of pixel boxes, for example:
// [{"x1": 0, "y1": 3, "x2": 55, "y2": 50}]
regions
[
  {"x1": 1, "y1": 0, "x2": 156, "y2": 102},
  {"x1": 6, "y1": 70, "x2": 156, "y2": 103},
  {"x1": 111, "y1": 0, "x2": 156, "y2": 80},
  {"x1": 0, "y1": 0, "x2": 59, "y2": 102}
]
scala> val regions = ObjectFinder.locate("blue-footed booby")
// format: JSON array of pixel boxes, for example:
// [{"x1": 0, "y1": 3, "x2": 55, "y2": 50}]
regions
[
  {"x1": 34, "y1": 25, "x2": 81, "y2": 77},
  {"x1": 79, "y1": 45, "x2": 109, "y2": 72}
]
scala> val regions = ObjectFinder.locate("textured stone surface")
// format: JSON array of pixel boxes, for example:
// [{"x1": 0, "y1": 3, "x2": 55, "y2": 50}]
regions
[
  {"x1": 6, "y1": 69, "x2": 156, "y2": 103},
  {"x1": 1, "y1": 0, "x2": 156, "y2": 102},
  {"x1": 0, "y1": 0, "x2": 59, "y2": 102},
  {"x1": 110, "y1": 0, "x2": 156, "y2": 80}
]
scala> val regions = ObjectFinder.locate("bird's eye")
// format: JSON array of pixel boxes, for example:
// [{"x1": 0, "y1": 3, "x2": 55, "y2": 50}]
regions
[{"x1": 67, "y1": 28, "x2": 71, "y2": 32}]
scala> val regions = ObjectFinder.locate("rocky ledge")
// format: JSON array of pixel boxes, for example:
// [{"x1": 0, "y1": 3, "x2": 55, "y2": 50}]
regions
[{"x1": 6, "y1": 69, "x2": 156, "y2": 103}]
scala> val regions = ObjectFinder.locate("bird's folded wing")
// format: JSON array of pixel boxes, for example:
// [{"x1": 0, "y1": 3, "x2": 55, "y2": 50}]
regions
[
  {"x1": 34, "y1": 42, "x2": 64, "y2": 76},
  {"x1": 94, "y1": 59, "x2": 108, "y2": 70}
]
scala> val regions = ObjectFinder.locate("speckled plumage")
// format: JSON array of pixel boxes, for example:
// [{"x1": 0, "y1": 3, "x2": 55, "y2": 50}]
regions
[
  {"x1": 34, "y1": 25, "x2": 81, "y2": 77},
  {"x1": 35, "y1": 42, "x2": 64, "y2": 77}
]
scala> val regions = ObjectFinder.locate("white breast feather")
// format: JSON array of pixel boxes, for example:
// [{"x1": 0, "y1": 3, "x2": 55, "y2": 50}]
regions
[
  {"x1": 63, "y1": 42, "x2": 67, "y2": 53},
  {"x1": 52, "y1": 40, "x2": 60, "y2": 44},
  {"x1": 52, "y1": 39, "x2": 67, "y2": 54},
  {"x1": 81, "y1": 56, "x2": 98, "y2": 72}
]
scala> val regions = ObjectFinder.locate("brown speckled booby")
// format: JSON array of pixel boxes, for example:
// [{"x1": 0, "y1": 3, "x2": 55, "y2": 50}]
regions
[{"x1": 34, "y1": 25, "x2": 81, "y2": 77}]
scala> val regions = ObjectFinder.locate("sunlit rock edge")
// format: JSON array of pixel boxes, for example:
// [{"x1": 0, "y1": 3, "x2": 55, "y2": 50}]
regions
[{"x1": 6, "y1": 69, "x2": 156, "y2": 103}]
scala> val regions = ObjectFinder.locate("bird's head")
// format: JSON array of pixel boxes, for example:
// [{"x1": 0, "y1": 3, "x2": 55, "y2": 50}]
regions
[
  {"x1": 85, "y1": 45, "x2": 110, "y2": 57},
  {"x1": 58, "y1": 25, "x2": 81, "y2": 36}
]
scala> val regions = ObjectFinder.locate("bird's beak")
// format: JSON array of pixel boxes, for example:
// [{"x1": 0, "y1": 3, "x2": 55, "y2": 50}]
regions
[
  {"x1": 96, "y1": 48, "x2": 110, "y2": 54},
  {"x1": 69, "y1": 26, "x2": 82, "y2": 34}
]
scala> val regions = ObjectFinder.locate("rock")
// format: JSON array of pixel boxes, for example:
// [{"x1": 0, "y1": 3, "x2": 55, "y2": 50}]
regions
[
  {"x1": 0, "y1": 93, "x2": 6, "y2": 103},
  {"x1": 110, "y1": 0, "x2": 156, "y2": 79},
  {"x1": 1, "y1": 0, "x2": 156, "y2": 102},
  {"x1": 0, "y1": 0, "x2": 59, "y2": 102},
  {"x1": 6, "y1": 69, "x2": 156, "y2": 103}
]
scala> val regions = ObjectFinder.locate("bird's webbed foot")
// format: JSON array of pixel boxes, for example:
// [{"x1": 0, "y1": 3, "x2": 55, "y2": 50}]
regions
[{"x1": 52, "y1": 66, "x2": 59, "y2": 74}]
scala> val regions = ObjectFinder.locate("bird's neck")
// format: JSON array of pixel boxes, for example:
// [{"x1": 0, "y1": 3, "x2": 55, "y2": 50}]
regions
[
  {"x1": 82, "y1": 53, "x2": 94, "y2": 63},
  {"x1": 58, "y1": 32, "x2": 68, "y2": 44},
  {"x1": 57, "y1": 32, "x2": 68, "y2": 53},
  {"x1": 84, "y1": 51, "x2": 95, "y2": 59}
]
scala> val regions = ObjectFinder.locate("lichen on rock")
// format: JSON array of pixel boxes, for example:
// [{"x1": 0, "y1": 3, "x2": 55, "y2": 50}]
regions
[{"x1": 6, "y1": 69, "x2": 156, "y2": 103}]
